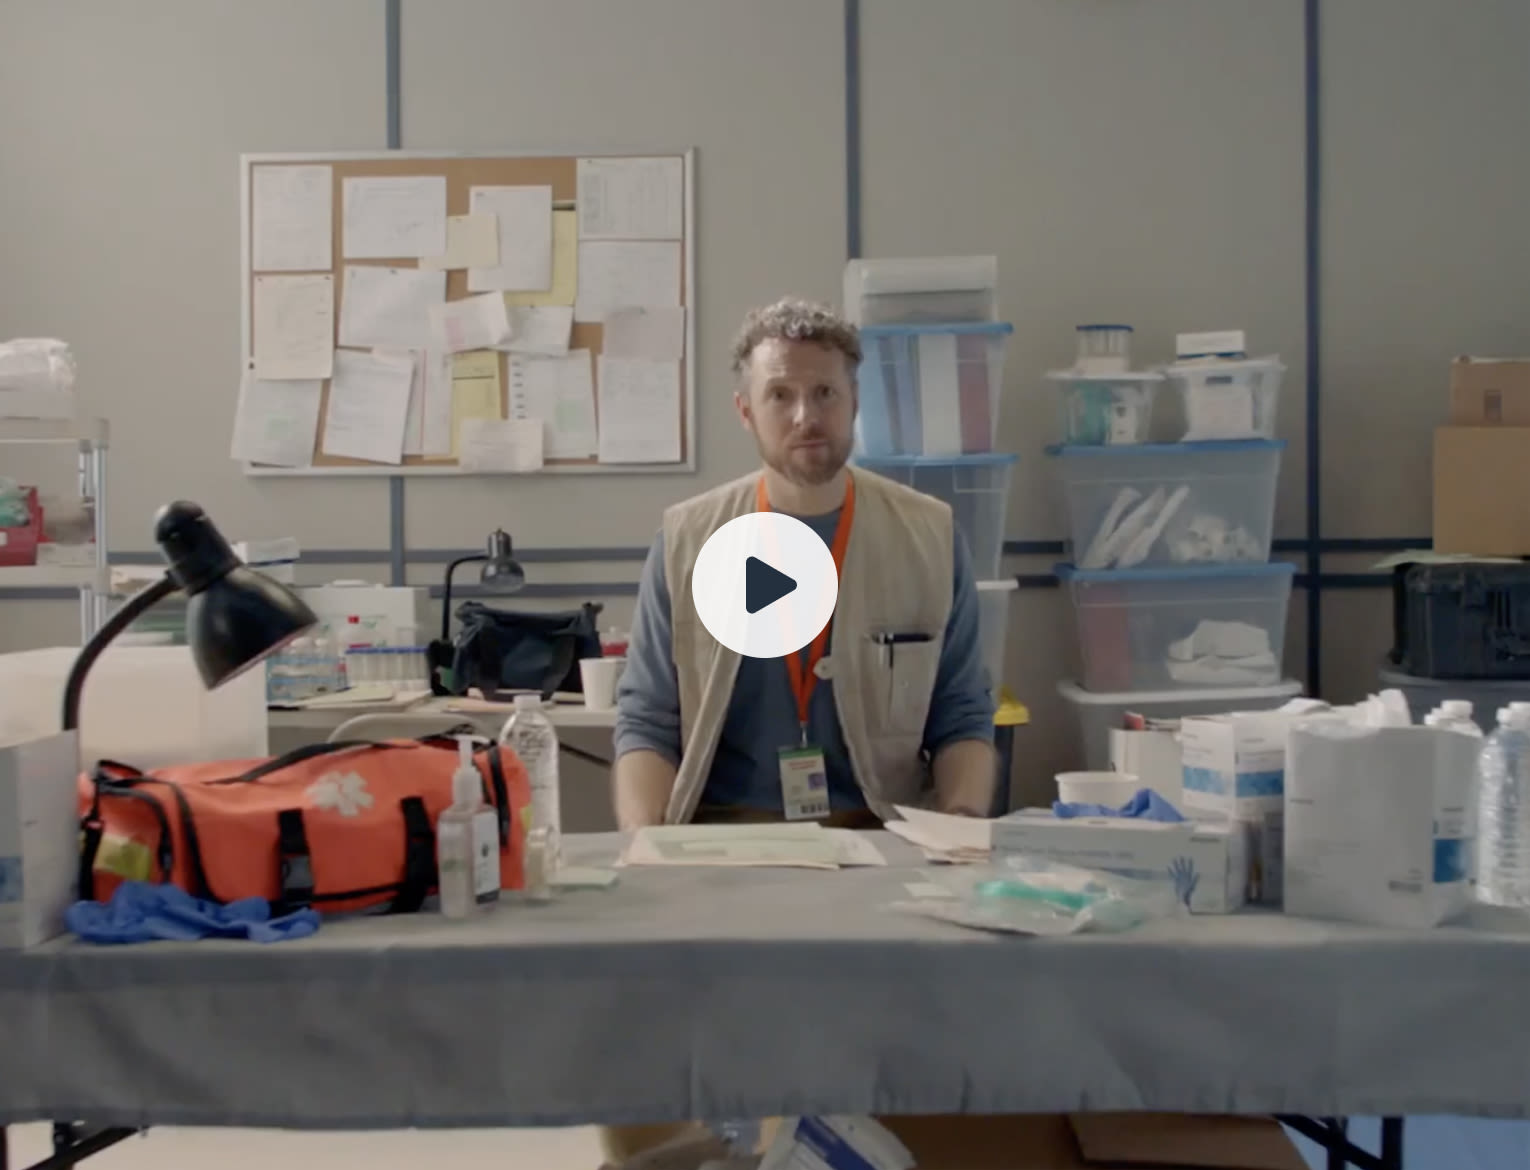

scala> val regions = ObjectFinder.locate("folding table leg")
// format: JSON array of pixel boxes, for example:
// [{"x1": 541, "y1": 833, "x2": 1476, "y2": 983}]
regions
[
  {"x1": 1326, "y1": 1118, "x2": 1348, "y2": 1170},
  {"x1": 1379, "y1": 1118, "x2": 1405, "y2": 1170}
]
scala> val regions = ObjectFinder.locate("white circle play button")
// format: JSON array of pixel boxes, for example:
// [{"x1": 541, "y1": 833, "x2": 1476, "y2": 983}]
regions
[{"x1": 690, "y1": 512, "x2": 840, "y2": 659}]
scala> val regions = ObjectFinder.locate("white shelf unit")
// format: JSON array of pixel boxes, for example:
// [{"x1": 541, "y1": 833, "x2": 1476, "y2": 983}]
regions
[{"x1": 0, "y1": 417, "x2": 109, "y2": 640}]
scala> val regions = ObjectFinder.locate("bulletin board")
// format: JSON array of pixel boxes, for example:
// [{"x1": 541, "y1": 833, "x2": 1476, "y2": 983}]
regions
[{"x1": 237, "y1": 149, "x2": 696, "y2": 476}]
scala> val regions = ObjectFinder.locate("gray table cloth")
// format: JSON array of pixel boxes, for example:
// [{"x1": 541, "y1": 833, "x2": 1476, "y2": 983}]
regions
[{"x1": 2, "y1": 833, "x2": 1529, "y2": 1131}]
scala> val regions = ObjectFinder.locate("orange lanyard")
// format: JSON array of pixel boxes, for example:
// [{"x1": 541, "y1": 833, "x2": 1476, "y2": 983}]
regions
[{"x1": 755, "y1": 475, "x2": 856, "y2": 736}]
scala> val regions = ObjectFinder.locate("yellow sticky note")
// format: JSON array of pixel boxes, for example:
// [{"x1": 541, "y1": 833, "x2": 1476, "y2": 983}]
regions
[
  {"x1": 504, "y1": 209, "x2": 577, "y2": 307},
  {"x1": 450, "y1": 350, "x2": 503, "y2": 458}
]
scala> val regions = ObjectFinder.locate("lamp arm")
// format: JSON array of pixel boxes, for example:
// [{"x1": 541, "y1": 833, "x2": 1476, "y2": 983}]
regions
[
  {"x1": 62, "y1": 573, "x2": 179, "y2": 731},
  {"x1": 440, "y1": 554, "x2": 487, "y2": 642}
]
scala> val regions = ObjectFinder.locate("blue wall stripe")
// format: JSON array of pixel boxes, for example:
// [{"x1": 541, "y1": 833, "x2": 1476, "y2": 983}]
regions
[
  {"x1": 843, "y1": 0, "x2": 862, "y2": 260},
  {"x1": 385, "y1": 0, "x2": 407, "y2": 587},
  {"x1": 1304, "y1": 0, "x2": 1324, "y2": 693}
]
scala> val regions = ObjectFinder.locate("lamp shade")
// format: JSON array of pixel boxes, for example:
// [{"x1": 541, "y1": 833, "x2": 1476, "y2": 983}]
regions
[
  {"x1": 478, "y1": 528, "x2": 526, "y2": 593},
  {"x1": 155, "y1": 501, "x2": 317, "y2": 687}
]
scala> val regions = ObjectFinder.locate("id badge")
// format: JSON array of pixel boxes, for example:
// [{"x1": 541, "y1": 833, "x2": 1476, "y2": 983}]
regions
[{"x1": 778, "y1": 746, "x2": 830, "y2": 822}]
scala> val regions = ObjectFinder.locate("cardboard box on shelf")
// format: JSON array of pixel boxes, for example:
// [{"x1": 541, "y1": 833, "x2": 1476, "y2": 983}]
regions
[
  {"x1": 1450, "y1": 356, "x2": 1530, "y2": 425},
  {"x1": 1433, "y1": 426, "x2": 1530, "y2": 556}
]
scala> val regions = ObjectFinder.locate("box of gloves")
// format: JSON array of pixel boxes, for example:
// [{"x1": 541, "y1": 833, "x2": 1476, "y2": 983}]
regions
[
  {"x1": 0, "y1": 732, "x2": 80, "y2": 949},
  {"x1": 993, "y1": 811, "x2": 1247, "y2": 913}
]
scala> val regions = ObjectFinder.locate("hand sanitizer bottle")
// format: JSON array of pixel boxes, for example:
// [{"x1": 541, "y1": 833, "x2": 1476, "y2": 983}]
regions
[{"x1": 437, "y1": 736, "x2": 501, "y2": 919}]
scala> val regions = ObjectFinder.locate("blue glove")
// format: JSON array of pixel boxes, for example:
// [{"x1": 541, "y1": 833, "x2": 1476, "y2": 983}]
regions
[
  {"x1": 1052, "y1": 788, "x2": 1186, "y2": 823},
  {"x1": 66, "y1": 881, "x2": 320, "y2": 945}
]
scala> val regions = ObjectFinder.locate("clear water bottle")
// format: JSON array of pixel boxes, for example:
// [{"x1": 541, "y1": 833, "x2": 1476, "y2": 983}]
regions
[
  {"x1": 1475, "y1": 702, "x2": 1530, "y2": 906},
  {"x1": 500, "y1": 695, "x2": 561, "y2": 868}
]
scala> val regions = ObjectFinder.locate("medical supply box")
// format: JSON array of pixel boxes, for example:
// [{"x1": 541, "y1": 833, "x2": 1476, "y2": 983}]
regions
[
  {"x1": 0, "y1": 733, "x2": 79, "y2": 948},
  {"x1": 993, "y1": 811, "x2": 1246, "y2": 914},
  {"x1": 296, "y1": 582, "x2": 427, "y2": 647},
  {"x1": 1449, "y1": 356, "x2": 1530, "y2": 425},
  {"x1": 1432, "y1": 426, "x2": 1530, "y2": 557}
]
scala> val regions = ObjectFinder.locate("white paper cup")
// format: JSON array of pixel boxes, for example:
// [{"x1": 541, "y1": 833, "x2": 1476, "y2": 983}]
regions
[
  {"x1": 1055, "y1": 771, "x2": 1140, "y2": 807},
  {"x1": 580, "y1": 656, "x2": 625, "y2": 711}
]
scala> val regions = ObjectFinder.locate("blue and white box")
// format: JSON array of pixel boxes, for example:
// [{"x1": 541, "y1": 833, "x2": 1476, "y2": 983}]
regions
[
  {"x1": 0, "y1": 732, "x2": 79, "y2": 949},
  {"x1": 992, "y1": 812, "x2": 1247, "y2": 914}
]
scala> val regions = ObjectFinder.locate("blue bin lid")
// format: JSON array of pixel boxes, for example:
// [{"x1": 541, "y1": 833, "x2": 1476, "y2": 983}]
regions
[
  {"x1": 1044, "y1": 439, "x2": 1286, "y2": 457},
  {"x1": 854, "y1": 452, "x2": 1019, "y2": 468},
  {"x1": 859, "y1": 321, "x2": 1014, "y2": 338},
  {"x1": 1054, "y1": 561, "x2": 1297, "y2": 584}
]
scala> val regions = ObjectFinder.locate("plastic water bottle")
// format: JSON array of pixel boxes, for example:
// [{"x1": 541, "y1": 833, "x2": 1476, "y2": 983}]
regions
[
  {"x1": 500, "y1": 695, "x2": 561, "y2": 868},
  {"x1": 1425, "y1": 700, "x2": 1483, "y2": 738},
  {"x1": 1475, "y1": 702, "x2": 1530, "y2": 906}
]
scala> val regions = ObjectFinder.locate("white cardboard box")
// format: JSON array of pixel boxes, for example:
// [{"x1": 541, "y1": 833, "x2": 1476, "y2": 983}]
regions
[
  {"x1": 1178, "y1": 711, "x2": 1291, "y2": 905},
  {"x1": 297, "y1": 582, "x2": 427, "y2": 647},
  {"x1": 0, "y1": 732, "x2": 80, "y2": 949},
  {"x1": 1109, "y1": 728, "x2": 1183, "y2": 806},
  {"x1": 992, "y1": 811, "x2": 1246, "y2": 914}
]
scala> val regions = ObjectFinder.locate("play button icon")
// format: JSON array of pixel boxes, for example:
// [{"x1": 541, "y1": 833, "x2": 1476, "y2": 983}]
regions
[
  {"x1": 691, "y1": 512, "x2": 840, "y2": 658},
  {"x1": 745, "y1": 557, "x2": 796, "y2": 614}
]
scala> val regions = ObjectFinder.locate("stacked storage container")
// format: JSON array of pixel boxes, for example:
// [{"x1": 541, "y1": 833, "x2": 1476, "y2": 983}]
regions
[{"x1": 1050, "y1": 327, "x2": 1300, "y2": 764}]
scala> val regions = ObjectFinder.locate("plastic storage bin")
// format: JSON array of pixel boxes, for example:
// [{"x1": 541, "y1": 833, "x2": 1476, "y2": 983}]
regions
[
  {"x1": 1378, "y1": 666, "x2": 1530, "y2": 732},
  {"x1": 1073, "y1": 324, "x2": 1134, "y2": 374},
  {"x1": 1047, "y1": 440, "x2": 1283, "y2": 569},
  {"x1": 1164, "y1": 356, "x2": 1283, "y2": 441},
  {"x1": 1057, "y1": 678, "x2": 1304, "y2": 770},
  {"x1": 1048, "y1": 371, "x2": 1163, "y2": 446},
  {"x1": 1057, "y1": 562, "x2": 1296, "y2": 692},
  {"x1": 976, "y1": 578, "x2": 1017, "y2": 690},
  {"x1": 856, "y1": 322, "x2": 1013, "y2": 457},
  {"x1": 1390, "y1": 561, "x2": 1530, "y2": 679},
  {"x1": 855, "y1": 453, "x2": 1016, "y2": 579},
  {"x1": 843, "y1": 256, "x2": 998, "y2": 327}
]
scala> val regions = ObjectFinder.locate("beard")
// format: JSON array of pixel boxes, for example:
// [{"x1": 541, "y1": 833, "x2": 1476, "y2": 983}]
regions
[{"x1": 755, "y1": 428, "x2": 853, "y2": 487}]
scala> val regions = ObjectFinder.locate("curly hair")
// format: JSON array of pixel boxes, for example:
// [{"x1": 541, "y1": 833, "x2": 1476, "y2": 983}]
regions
[{"x1": 729, "y1": 297, "x2": 862, "y2": 375}]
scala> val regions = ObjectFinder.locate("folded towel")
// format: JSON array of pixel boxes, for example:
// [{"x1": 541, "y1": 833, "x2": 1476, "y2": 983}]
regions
[
  {"x1": 1052, "y1": 788, "x2": 1186, "y2": 823},
  {"x1": 66, "y1": 881, "x2": 320, "y2": 945}
]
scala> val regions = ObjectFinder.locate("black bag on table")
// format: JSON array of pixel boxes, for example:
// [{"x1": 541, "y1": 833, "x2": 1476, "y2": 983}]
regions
[{"x1": 444, "y1": 601, "x2": 603, "y2": 700}]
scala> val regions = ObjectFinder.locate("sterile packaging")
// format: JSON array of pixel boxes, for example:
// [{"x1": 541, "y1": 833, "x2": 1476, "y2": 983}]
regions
[
  {"x1": 1284, "y1": 720, "x2": 1478, "y2": 928},
  {"x1": 993, "y1": 811, "x2": 1246, "y2": 914},
  {"x1": 1109, "y1": 727, "x2": 1184, "y2": 806},
  {"x1": 0, "y1": 732, "x2": 78, "y2": 948}
]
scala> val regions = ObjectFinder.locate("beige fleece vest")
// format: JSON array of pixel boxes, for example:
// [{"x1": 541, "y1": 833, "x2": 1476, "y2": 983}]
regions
[{"x1": 661, "y1": 466, "x2": 954, "y2": 823}]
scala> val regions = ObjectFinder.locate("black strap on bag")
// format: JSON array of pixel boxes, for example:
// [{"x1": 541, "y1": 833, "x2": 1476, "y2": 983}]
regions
[
  {"x1": 275, "y1": 809, "x2": 315, "y2": 912},
  {"x1": 390, "y1": 797, "x2": 437, "y2": 914}
]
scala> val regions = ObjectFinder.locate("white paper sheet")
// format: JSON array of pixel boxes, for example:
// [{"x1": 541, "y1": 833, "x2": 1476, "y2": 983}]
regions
[
  {"x1": 602, "y1": 305, "x2": 685, "y2": 361},
  {"x1": 341, "y1": 175, "x2": 446, "y2": 259},
  {"x1": 251, "y1": 164, "x2": 332, "y2": 272},
  {"x1": 457, "y1": 417, "x2": 544, "y2": 473},
  {"x1": 320, "y1": 349, "x2": 414, "y2": 464},
  {"x1": 498, "y1": 305, "x2": 574, "y2": 356},
  {"x1": 508, "y1": 349, "x2": 598, "y2": 460},
  {"x1": 230, "y1": 374, "x2": 321, "y2": 467},
  {"x1": 419, "y1": 350, "x2": 454, "y2": 457},
  {"x1": 252, "y1": 274, "x2": 334, "y2": 380},
  {"x1": 621, "y1": 824, "x2": 841, "y2": 869},
  {"x1": 891, "y1": 805, "x2": 994, "y2": 853},
  {"x1": 337, "y1": 266, "x2": 445, "y2": 350},
  {"x1": 576, "y1": 156, "x2": 684, "y2": 240},
  {"x1": 467, "y1": 185, "x2": 553, "y2": 292},
  {"x1": 596, "y1": 357, "x2": 681, "y2": 463},
  {"x1": 371, "y1": 348, "x2": 424, "y2": 455},
  {"x1": 428, "y1": 291, "x2": 511, "y2": 353},
  {"x1": 418, "y1": 213, "x2": 499, "y2": 270},
  {"x1": 574, "y1": 240, "x2": 681, "y2": 324}
]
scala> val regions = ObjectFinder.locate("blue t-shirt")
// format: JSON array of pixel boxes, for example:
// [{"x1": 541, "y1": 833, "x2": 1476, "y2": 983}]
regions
[{"x1": 614, "y1": 508, "x2": 995, "y2": 813}]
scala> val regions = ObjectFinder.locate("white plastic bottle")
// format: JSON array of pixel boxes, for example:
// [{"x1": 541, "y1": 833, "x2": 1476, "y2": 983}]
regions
[
  {"x1": 1475, "y1": 702, "x2": 1530, "y2": 907},
  {"x1": 500, "y1": 695, "x2": 561, "y2": 868},
  {"x1": 436, "y1": 736, "x2": 501, "y2": 919},
  {"x1": 1425, "y1": 700, "x2": 1483, "y2": 737}
]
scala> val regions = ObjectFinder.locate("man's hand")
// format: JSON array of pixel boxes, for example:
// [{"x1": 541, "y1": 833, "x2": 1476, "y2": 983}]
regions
[
  {"x1": 612, "y1": 749, "x2": 679, "y2": 830},
  {"x1": 931, "y1": 738, "x2": 997, "y2": 818}
]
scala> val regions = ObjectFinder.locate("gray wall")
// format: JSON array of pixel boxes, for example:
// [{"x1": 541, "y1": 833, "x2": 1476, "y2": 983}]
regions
[{"x1": 2, "y1": 1, "x2": 1527, "y2": 803}]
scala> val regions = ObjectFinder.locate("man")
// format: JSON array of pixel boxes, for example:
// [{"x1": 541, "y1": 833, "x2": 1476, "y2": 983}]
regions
[{"x1": 613, "y1": 297, "x2": 996, "y2": 829}]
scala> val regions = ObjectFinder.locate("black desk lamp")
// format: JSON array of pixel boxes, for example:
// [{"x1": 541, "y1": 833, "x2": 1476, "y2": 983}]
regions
[
  {"x1": 428, "y1": 528, "x2": 525, "y2": 695},
  {"x1": 61, "y1": 501, "x2": 318, "y2": 730}
]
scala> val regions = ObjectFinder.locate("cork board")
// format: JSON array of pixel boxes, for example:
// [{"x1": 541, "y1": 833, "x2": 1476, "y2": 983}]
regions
[{"x1": 238, "y1": 150, "x2": 694, "y2": 476}]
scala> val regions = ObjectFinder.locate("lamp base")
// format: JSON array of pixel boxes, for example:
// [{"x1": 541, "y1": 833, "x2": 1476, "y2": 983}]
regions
[{"x1": 427, "y1": 639, "x2": 455, "y2": 697}]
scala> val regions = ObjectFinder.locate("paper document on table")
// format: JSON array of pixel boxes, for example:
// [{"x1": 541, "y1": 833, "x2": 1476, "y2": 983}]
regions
[
  {"x1": 252, "y1": 274, "x2": 334, "y2": 380},
  {"x1": 826, "y1": 829, "x2": 888, "y2": 867},
  {"x1": 504, "y1": 210, "x2": 578, "y2": 307},
  {"x1": 337, "y1": 265, "x2": 444, "y2": 350},
  {"x1": 498, "y1": 305, "x2": 573, "y2": 356},
  {"x1": 371, "y1": 348, "x2": 424, "y2": 455},
  {"x1": 428, "y1": 291, "x2": 511, "y2": 353},
  {"x1": 891, "y1": 805, "x2": 993, "y2": 853},
  {"x1": 342, "y1": 175, "x2": 446, "y2": 259},
  {"x1": 230, "y1": 374, "x2": 321, "y2": 467},
  {"x1": 508, "y1": 349, "x2": 598, "y2": 459},
  {"x1": 418, "y1": 350, "x2": 453, "y2": 456},
  {"x1": 597, "y1": 357, "x2": 681, "y2": 463},
  {"x1": 467, "y1": 185, "x2": 553, "y2": 292},
  {"x1": 623, "y1": 824, "x2": 842, "y2": 869},
  {"x1": 458, "y1": 417, "x2": 543, "y2": 473},
  {"x1": 450, "y1": 350, "x2": 503, "y2": 458},
  {"x1": 574, "y1": 240, "x2": 681, "y2": 323},
  {"x1": 577, "y1": 156, "x2": 684, "y2": 240},
  {"x1": 418, "y1": 213, "x2": 499, "y2": 270},
  {"x1": 251, "y1": 164, "x2": 332, "y2": 272},
  {"x1": 602, "y1": 305, "x2": 685, "y2": 361},
  {"x1": 320, "y1": 349, "x2": 413, "y2": 464}
]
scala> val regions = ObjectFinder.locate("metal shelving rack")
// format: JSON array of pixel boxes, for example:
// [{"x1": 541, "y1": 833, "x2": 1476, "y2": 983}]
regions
[{"x1": 0, "y1": 417, "x2": 110, "y2": 640}]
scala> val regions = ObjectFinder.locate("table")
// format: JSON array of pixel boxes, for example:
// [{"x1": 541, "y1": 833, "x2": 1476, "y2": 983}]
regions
[
  {"x1": 267, "y1": 694, "x2": 618, "y2": 738},
  {"x1": 3, "y1": 834, "x2": 1529, "y2": 1166}
]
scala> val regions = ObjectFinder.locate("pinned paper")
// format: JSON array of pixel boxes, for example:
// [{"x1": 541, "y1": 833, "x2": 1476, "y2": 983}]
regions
[
  {"x1": 429, "y1": 292, "x2": 511, "y2": 353},
  {"x1": 251, "y1": 164, "x2": 331, "y2": 272},
  {"x1": 509, "y1": 349, "x2": 598, "y2": 460},
  {"x1": 596, "y1": 357, "x2": 681, "y2": 464},
  {"x1": 337, "y1": 265, "x2": 444, "y2": 350},
  {"x1": 419, "y1": 350, "x2": 454, "y2": 457},
  {"x1": 575, "y1": 240, "x2": 681, "y2": 324},
  {"x1": 450, "y1": 350, "x2": 503, "y2": 458},
  {"x1": 341, "y1": 175, "x2": 446, "y2": 259},
  {"x1": 499, "y1": 306, "x2": 573, "y2": 356},
  {"x1": 458, "y1": 417, "x2": 544, "y2": 473},
  {"x1": 418, "y1": 213, "x2": 500, "y2": 271},
  {"x1": 372, "y1": 348, "x2": 424, "y2": 455},
  {"x1": 576, "y1": 156, "x2": 683, "y2": 240},
  {"x1": 321, "y1": 349, "x2": 414, "y2": 464},
  {"x1": 467, "y1": 185, "x2": 553, "y2": 292},
  {"x1": 230, "y1": 374, "x2": 321, "y2": 467},
  {"x1": 504, "y1": 210, "x2": 578, "y2": 308},
  {"x1": 602, "y1": 305, "x2": 685, "y2": 361},
  {"x1": 252, "y1": 274, "x2": 334, "y2": 380}
]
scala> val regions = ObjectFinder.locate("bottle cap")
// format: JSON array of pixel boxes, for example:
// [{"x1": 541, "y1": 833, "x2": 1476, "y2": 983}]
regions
[
  {"x1": 452, "y1": 735, "x2": 480, "y2": 804},
  {"x1": 513, "y1": 693, "x2": 542, "y2": 710}
]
